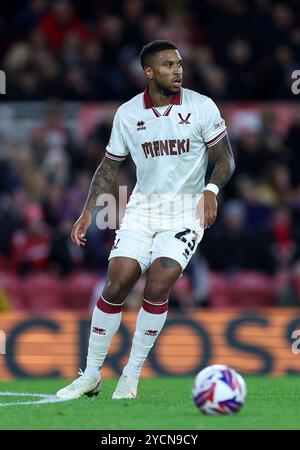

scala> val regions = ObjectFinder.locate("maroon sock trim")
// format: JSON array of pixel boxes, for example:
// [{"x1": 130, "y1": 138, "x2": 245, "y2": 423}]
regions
[{"x1": 96, "y1": 296, "x2": 123, "y2": 314}]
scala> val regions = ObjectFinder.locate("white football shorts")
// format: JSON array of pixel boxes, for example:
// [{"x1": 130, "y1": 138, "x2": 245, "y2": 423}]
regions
[{"x1": 108, "y1": 212, "x2": 204, "y2": 274}]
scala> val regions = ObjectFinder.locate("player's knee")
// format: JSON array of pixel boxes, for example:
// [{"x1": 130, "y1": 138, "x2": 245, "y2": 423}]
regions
[
  {"x1": 102, "y1": 278, "x2": 129, "y2": 304},
  {"x1": 144, "y1": 280, "x2": 169, "y2": 302}
]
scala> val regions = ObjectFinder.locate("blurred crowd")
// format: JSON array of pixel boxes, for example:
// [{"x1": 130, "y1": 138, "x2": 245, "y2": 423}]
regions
[
  {"x1": 0, "y1": 0, "x2": 300, "y2": 311},
  {"x1": 0, "y1": 0, "x2": 299, "y2": 100}
]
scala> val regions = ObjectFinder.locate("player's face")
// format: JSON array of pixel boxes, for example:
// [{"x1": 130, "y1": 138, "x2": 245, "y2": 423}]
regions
[{"x1": 147, "y1": 50, "x2": 183, "y2": 96}]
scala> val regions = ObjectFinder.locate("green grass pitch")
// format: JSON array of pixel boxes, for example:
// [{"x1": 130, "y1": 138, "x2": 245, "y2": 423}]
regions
[{"x1": 0, "y1": 376, "x2": 299, "y2": 430}]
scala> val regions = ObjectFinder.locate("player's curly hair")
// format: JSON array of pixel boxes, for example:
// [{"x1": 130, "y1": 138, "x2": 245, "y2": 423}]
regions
[{"x1": 140, "y1": 40, "x2": 178, "y2": 68}]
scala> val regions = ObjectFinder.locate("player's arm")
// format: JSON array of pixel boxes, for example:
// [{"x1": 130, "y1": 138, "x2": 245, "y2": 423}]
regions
[
  {"x1": 84, "y1": 156, "x2": 123, "y2": 213},
  {"x1": 71, "y1": 156, "x2": 123, "y2": 246},
  {"x1": 208, "y1": 133, "x2": 235, "y2": 190},
  {"x1": 199, "y1": 134, "x2": 235, "y2": 229}
]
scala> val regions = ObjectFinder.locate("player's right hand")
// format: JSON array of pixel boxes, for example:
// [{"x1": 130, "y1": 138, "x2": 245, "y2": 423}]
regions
[{"x1": 71, "y1": 210, "x2": 92, "y2": 246}]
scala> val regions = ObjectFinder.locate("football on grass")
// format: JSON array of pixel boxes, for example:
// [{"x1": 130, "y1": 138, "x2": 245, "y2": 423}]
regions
[{"x1": 192, "y1": 364, "x2": 247, "y2": 415}]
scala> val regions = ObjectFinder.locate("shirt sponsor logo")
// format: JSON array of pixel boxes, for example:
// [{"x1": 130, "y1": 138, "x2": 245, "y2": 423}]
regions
[
  {"x1": 142, "y1": 139, "x2": 190, "y2": 158},
  {"x1": 214, "y1": 120, "x2": 225, "y2": 129}
]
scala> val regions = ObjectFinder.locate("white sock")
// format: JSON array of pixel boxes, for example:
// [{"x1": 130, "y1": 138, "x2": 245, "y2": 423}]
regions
[
  {"x1": 84, "y1": 296, "x2": 123, "y2": 379},
  {"x1": 123, "y1": 298, "x2": 168, "y2": 379}
]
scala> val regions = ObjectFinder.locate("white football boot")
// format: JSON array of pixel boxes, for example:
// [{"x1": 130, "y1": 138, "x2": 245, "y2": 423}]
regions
[
  {"x1": 56, "y1": 370, "x2": 101, "y2": 400},
  {"x1": 112, "y1": 372, "x2": 139, "y2": 399}
]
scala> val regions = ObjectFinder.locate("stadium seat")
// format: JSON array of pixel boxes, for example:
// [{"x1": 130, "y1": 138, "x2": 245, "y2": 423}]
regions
[
  {"x1": 208, "y1": 272, "x2": 234, "y2": 308},
  {"x1": 0, "y1": 272, "x2": 26, "y2": 310},
  {"x1": 64, "y1": 271, "x2": 101, "y2": 310},
  {"x1": 22, "y1": 272, "x2": 65, "y2": 312},
  {"x1": 230, "y1": 272, "x2": 276, "y2": 308}
]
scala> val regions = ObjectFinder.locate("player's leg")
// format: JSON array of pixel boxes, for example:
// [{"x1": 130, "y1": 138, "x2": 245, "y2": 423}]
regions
[
  {"x1": 112, "y1": 256, "x2": 182, "y2": 399},
  {"x1": 56, "y1": 256, "x2": 141, "y2": 400},
  {"x1": 56, "y1": 219, "x2": 153, "y2": 400},
  {"x1": 113, "y1": 228, "x2": 203, "y2": 399},
  {"x1": 85, "y1": 256, "x2": 142, "y2": 376}
]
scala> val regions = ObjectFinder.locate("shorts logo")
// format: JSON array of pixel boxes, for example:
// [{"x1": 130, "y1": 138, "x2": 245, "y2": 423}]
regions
[
  {"x1": 137, "y1": 120, "x2": 146, "y2": 131},
  {"x1": 145, "y1": 329, "x2": 158, "y2": 336},
  {"x1": 92, "y1": 327, "x2": 106, "y2": 335},
  {"x1": 178, "y1": 113, "x2": 191, "y2": 125}
]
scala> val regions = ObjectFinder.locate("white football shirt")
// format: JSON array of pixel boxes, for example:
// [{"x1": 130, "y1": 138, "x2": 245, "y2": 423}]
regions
[{"x1": 106, "y1": 86, "x2": 227, "y2": 228}]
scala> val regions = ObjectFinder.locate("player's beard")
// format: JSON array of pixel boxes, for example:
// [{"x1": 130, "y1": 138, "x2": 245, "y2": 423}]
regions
[{"x1": 154, "y1": 79, "x2": 179, "y2": 97}]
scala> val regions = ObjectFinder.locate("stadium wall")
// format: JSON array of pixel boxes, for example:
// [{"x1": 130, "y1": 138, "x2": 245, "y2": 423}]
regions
[{"x1": 0, "y1": 309, "x2": 299, "y2": 379}]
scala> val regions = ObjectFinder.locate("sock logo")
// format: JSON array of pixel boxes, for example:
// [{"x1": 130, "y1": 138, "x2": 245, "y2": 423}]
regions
[
  {"x1": 144, "y1": 329, "x2": 158, "y2": 336},
  {"x1": 92, "y1": 327, "x2": 106, "y2": 335}
]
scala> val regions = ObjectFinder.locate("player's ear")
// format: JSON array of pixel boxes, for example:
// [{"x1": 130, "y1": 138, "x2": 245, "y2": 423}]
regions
[{"x1": 144, "y1": 66, "x2": 153, "y2": 81}]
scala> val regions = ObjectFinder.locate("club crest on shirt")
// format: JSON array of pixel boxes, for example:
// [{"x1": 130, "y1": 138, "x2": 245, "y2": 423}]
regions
[{"x1": 178, "y1": 113, "x2": 191, "y2": 125}]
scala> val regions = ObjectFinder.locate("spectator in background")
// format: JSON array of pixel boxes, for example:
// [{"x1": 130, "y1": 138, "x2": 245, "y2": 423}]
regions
[
  {"x1": 235, "y1": 131, "x2": 269, "y2": 180},
  {"x1": 256, "y1": 207, "x2": 300, "y2": 274},
  {"x1": 0, "y1": 187, "x2": 27, "y2": 265},
  {"x1": 42, "y1": 181, "x2": 66, "y2": 227},
  {"x1": 8, "y1": 144, "x2": 45, "y2": 201},
  {"x1": 30, "y1": 100, "x2": 72, "y2": 169},
  {"x1": 11, "y1": 202, "x2": 52, "y2": 275},
  {"x1": 258, "y1": 163, "x2": 292, "y2": 207},
  {"x1": 82, "y1": 40, "x2": 106, "y2": 99},
  {"x1": 285, "y1": 109, "x2": 300, "y2": 187},
  {"x1": 121, "y1": 0, "x2": 144, "y2": 49},
  {"x1": 49, "y1": 217, "x2": 73, "y2": 275},
  {"x1": 202, "y1": 200, "x2": 256, "y2": 274},
  {"x1": 95, "y1": 15, "x2": 127, "y2": 99},
  {"x1": 38, "y1": 0, "x2": 90, "y2": 52},
  {"x1": 225, "y1": 39, "x2": 255, "y2": 99},
  {"x1": 235, "y1": 175, "x2": 271, "y2": 233},
  {"x1": 192, "y1": 45, "x2": 227, "y2": 100},
  {"x1": 0, "y1": 143, "x2": 24, "y2": 195}
]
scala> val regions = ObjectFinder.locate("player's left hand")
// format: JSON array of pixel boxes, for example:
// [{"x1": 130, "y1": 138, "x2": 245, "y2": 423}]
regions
[{"x1": 196, "y1": 191, "x2": 218, "y2": 229}]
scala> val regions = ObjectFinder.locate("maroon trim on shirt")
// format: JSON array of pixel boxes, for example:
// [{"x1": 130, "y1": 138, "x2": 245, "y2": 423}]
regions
[
  {"x1": 205, "y1": 129, "x2": 227, "y2": 146},
  {"x1": 149, "y1": 101, "x2": 175, "y2": 118},
  {"x1": 163, "y1": 104, "x2": 174, "y2": 116},
  {"x1": 105, "y1": 150, "x2": 127, "y2": 159},
  {"x1": 143, "y1": 85, "x2": 182, "y2": 109},
  {"x1": 151, "y1": 107, "x2": 161, "y2": 118}
]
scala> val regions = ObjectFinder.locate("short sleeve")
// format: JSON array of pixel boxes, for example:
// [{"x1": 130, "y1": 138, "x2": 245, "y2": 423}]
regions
[
  {"x1": 201, "y1": 98, "x2": 227, "y2": 147},
  {"x1": 105, "y1": 109, "x2": 129, "y2": 161}
]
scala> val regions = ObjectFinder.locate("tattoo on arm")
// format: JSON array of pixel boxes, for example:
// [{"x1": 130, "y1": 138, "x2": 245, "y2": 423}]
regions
[
  {"x1": 208, "y1": 134, "x2": 235, "y2": 190},
  {"x1": 84, "y1": 156, "x2": 123, "y2": 213}
]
